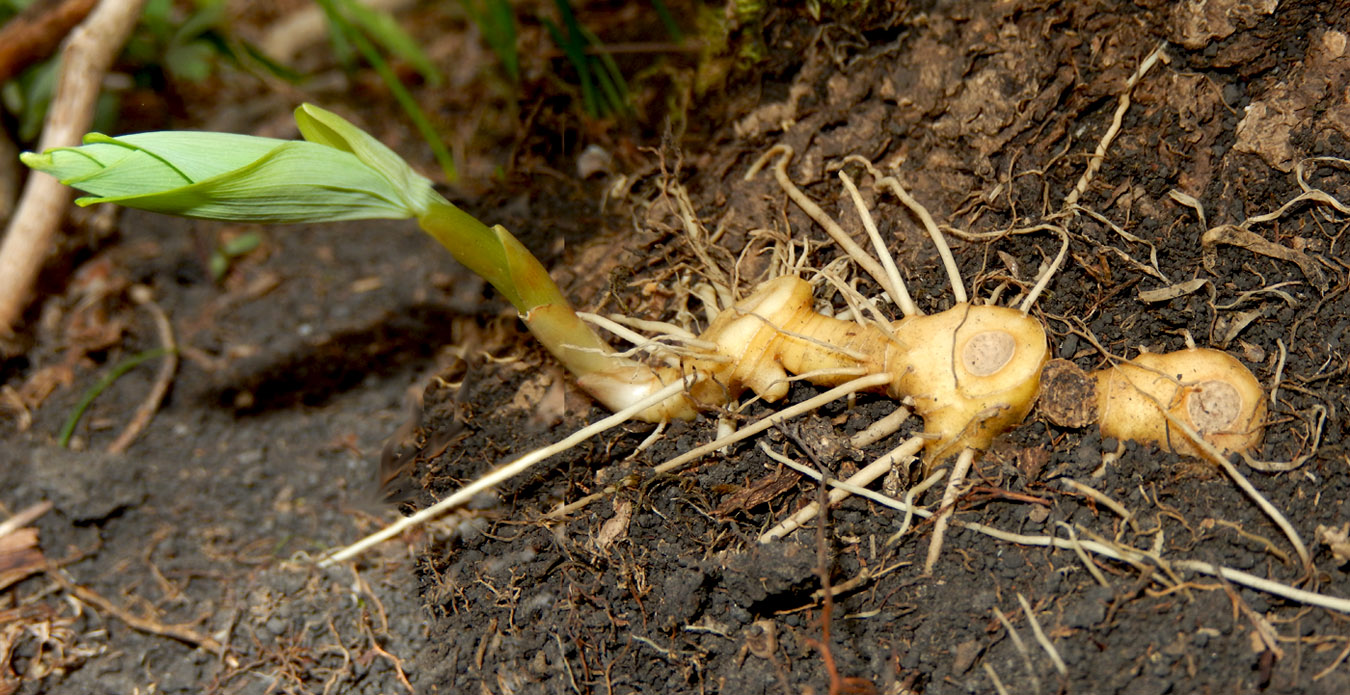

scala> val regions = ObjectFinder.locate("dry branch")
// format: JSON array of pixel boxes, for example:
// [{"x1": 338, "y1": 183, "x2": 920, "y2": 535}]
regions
[
  {"x1": 106, "y1": 287, "x2": 177, "y2": 454},
  {"x1": 0, "y1": 0, "x2": 96, "y2": 83},
  {"x1": 0, "y1": 0, "x2": 148, "y2": 345},
  {"x1": 47, "y1": 570, "x2": 236, "y2": 665}
]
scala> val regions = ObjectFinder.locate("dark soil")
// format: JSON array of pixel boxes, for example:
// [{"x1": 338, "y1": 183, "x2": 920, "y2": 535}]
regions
[{"x1": 4, "y1": 1, "x2": 1350, "y2": 694}]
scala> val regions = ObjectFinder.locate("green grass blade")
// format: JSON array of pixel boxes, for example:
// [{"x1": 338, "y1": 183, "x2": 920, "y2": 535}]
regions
[
  {"x1": 459, "y1": 0, "x2": 519, "y2": 82},
  {"x1": 485, "y1": 0, "x2": 519, "y2": 81},
  {"x1": 58, "y1": 348, "x2": 171, "y2": 448},
  {"x1": 318, "y1": 0, "x2": 357, "y2": 66},
  {"x1": 650, "y1": 0, "x2": 683, "y2": 42},
  {"x1": 543, "y1": 10, "x2": 599, "y2": 117},
  {"x1": 555, "y1": 0, "x2": 602, "y2": 115},
  {"x1": 316, "y1": 0, "x2": 456, "y2": 181},
  {"x1": 591, "y1": 55, "x2": 626, "y2": 116},
  {"x1": 233, "y1": 39, "x2": 307, "y2": 82},
  {"x1": 337, "y1": 0, "x2": 442, "y2": 85},
  {"x1": 579, "y1": 24, "x2": 630, "y2": 115}
]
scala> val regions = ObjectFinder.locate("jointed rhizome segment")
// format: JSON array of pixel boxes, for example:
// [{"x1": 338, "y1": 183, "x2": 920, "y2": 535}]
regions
[
  {"x1": 326, "y1": 47, "x2": 1348, "y2": 632},
  {"x1": 583, "y1": 139, "x2": 1265, "y2": 575}
]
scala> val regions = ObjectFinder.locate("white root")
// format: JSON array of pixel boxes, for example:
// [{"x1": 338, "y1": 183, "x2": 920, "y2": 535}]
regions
[
  {"x1": 992, "y1": 605, "x2": 1035, "y2": 689},
  {"x1": 1018, "y1": 225, "x2": 1070, "y2": 313},
  {"x1": 838, "y1": 170, "x2": 916, "y2": 317},
  {"x1": 1058, "y1": 522, "x2": 1113, "y2": 587},
  {"x1": 747, "y1": 145, "x2": 905, "y2": 303},
  {"x1": 1164, "y1": 411, "x2": 1310, "y2": 568},
  {"x1": 842, "y1": 154, "x2": 967, "y2": 305},
  {"x1": 889, "y1": 468, "x2": 947, "y2": 543},
  {"x1": 848, "y1": 404, "x2": 911, "y2": 448},
  {"x1": 983, "y1": 663, "x2": 1012, "y2": 695},
  {"x1": 924, "y1": 447, "x2": 976, "y2": 573},
  {"x1": 318, "y1": 376, "x2": 693, "y2": 567},
  {"x1": 810, "y1": 266, "x2": 897, "y2": 338},
  {"x1": 549, "y1": 373, "x2": 895, "y2": 519},
  {"x1": 758, "y1": 435, "x2": 926, "y2": 542},
  {"x1": 599, "y1": 313, "x2": 699, "y2": 341},
  {"x1": 1018, "y1": 593, "x2": 1068, "y2": 676},
  {"x1": 575, "y1": 311, "x2": 720, "y2": 365},
  {"x1": 785, "y1": 461, "x2": 1350, "y2": 615},
  {"x1": 1063, "y1": 42, "x2": 1169, "y2": 209}
]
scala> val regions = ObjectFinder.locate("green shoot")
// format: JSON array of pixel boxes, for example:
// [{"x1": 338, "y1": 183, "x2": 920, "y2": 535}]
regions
[
  {"x1": 21, "y1": 104, "x2": 684, "y2": 416},
  {"x1": 2, "y1": 57, "x2": 61, "y2": 142},
  {"x1": 128, "y1": 0, "x2": 304, "y2": 86},
  {"x1": 209, "y1": 230, "x2": 263, "y2": 282},
  {"x1": 130, "y1": 0, "x2": 229, "y2": 82}
]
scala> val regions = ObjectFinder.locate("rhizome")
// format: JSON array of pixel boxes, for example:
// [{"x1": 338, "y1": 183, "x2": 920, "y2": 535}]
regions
[{"x1": 395, "y1": 12, "x2": 1350, "y2": 695}]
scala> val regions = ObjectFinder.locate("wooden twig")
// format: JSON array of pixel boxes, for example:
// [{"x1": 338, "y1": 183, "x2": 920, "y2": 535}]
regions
[
  {"x1": 0, "y1": 0, "x2": 97, "y2": 83},
  {"x1": 0, "y1": 0, "x2": 148, "y2": 345},
  {"x1": 48, "y1": 569, "x2": 238, "y2": 666},
  {"x1": 0, "y1": 501, "x2": 52, "y2": 539},
  {"x1": 107, "y1": 287, "x2": 177, "y2": 454},
  {"x1": 0, "y1": 0, "x2": 97, "y2": 81}
]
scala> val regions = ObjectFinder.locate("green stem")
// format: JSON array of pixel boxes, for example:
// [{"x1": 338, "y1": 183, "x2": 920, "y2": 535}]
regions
[{"x1": 416, "y1": 198, "x2": 621, "y2": 379}]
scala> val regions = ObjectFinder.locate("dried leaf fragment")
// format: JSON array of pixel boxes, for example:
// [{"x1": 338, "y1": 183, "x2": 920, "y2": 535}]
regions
[
  {"x1": 1316, "y1": 523, "x2": 1350, "y2": 565},
  {"x1": 595, "y1": 500, "x2": 632, "y2": 550},
  {"x1": 714, "y1": 470, "x2": 800, "y2": 518},
  {"x1": 1138, "y1": 278, "x2": 1210, "y2": 303},
  {"x1": 1201, "y1": 225, "x2": 1327, "y2": 293},
  {"x1": 0, "y1": 524, "x2": 45, "y2": 592}
]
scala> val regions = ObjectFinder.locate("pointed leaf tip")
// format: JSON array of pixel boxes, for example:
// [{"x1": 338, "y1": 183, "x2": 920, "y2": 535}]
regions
[
  {"x1": 293, "y1": 103, "x2": 437, "y2": 216},
  {"x1": 18, "y1": 151, "x2": 49, "y2": 169}
]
